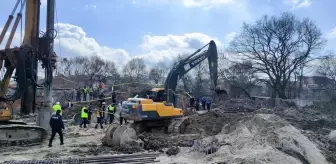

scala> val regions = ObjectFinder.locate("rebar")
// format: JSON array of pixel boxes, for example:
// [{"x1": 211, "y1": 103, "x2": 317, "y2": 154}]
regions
[{"x1": 2, "y1": 153, "x2": 160, "y2": 164}]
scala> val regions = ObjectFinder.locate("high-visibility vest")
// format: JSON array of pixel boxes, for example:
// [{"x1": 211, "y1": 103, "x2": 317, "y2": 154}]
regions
[
  {"x1": 81, "y1": 107, "x2": 88, "y2": 118},
  {"x1": 52, "y1": 104, "x2": 62, "y2": 115},
  {"x1": 96, "y1": 111, "x2": 102, "y2": 117},
  {"x1": 83, "y1": 88, "x2": 89, "y2": 93},
  {"x1": 108, "y1": 105, "x2": 115, "y2": 113}
]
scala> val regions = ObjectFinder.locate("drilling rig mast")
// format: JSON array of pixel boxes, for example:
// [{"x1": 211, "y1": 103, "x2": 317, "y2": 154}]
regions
[{"x1": 0, "y1": 0, "x2": 57, "y2": 146}]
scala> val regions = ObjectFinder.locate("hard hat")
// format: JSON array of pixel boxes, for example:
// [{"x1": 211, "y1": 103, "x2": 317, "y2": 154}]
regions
[
  {"x1": 56, "y1": 102, "x2": 60, "y2": 105},
  {"x1": 102, "y1": 102, "x2": 106, "y2": 104}
]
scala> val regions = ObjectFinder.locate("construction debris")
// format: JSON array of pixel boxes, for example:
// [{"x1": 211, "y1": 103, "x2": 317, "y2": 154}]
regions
[{"x1": 2, "y1": 98, "x2": 336, "y2": 164}]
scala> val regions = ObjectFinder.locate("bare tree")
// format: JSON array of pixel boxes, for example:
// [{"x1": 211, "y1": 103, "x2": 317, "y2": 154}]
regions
[
  {"x1": 55, "y1": 57, "x2": 73, "y2": 76},
  {"x1": 223, "y1": 61, "x2": 257, "y2": 98},
  {"x1": 81, "y1": 55, "x2": 106, "y2": 87},
  {"x1": 229, "y1": 12, "x2": 325, "y2": 99},
  {"x1": 316, "y1": 52, "x2": 336, "y2": 87},
  {"x1": 149, "y1": 61, "x2": 168, "y2": 84},
  {"x1": 123, "y1": 58, "x2": 148, "y2": 81},
  {"x1": 72, "y1": 56, "x2": 88, "y2": 76}
]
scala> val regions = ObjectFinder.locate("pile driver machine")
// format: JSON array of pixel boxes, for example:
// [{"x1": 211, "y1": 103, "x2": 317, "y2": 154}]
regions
[{"x1": 0, "y1": 0, "x2": 57, "y2": 146}]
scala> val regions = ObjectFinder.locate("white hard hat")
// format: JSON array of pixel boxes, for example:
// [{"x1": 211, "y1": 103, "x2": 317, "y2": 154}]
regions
[
  {"x1": 56, "y1": 102, "x2": 60, "y2": 105},
  {"x1": 102, "y1": 102, "x2": 106, "y2": 104}
]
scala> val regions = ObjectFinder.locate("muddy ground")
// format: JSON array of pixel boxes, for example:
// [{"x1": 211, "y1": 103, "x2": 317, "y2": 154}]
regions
[{"x1": 2, "y1": 98, "x2": 336, "y2": 163}]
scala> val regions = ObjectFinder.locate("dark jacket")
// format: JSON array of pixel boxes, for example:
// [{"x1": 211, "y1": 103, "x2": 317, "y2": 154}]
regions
[
  {"x1": 99, "y1": 94, "x2": 105, "y2": 103},
  {"x1": 49, "y1": 114, "x2": 65, "y2": 131},
  {"x1": 112, "y1": 92, "x2": 116, "y2": 100}
]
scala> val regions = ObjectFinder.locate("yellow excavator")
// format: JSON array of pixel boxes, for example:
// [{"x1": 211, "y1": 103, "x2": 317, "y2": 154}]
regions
[
  {"x1": 0, "y1": 0, "x2": 57, "y2": 147},
  {"x1": 119, "y1": 41, "x2": 219, "y2": 134}
]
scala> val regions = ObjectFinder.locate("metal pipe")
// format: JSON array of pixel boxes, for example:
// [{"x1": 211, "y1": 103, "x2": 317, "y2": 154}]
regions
[
  {"x1": 4, "y1": 153, "x2": 160, "y2": 164},
  {"x1": 32, "y1": 0, "x2": 39, "y2": 114},
  {"x1": 5, "y1": 13, "x2": 22, "y2": 48},
  {"x1": 4, "y1": 0, "x2": 26, "y2": 48},
  {"x1": 0, "y1": 0, "x2": 21, "y2": 45},
  {"x1": 11, "y1": 0, "x2": 22, "y2": 15}
]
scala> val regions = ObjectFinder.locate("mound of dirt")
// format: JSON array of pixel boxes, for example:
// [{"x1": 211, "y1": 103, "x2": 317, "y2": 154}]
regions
[
  {"x1": 139, "y1": 133, "x2": 201, "y2": 151},
  {"x1": 185, "y1": 110, "x2": 246, "y2": 136},
  {"x1": 158, "y1": 114, "x2": 329, "y2": 164},
  {"x1": 212, "y1": 98, "x2": 296, "y2": 113}
]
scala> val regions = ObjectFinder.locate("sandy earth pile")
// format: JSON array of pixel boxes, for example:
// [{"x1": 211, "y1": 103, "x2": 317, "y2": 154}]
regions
[
  {"x1": 185, "y1": 110, "x2": 246, "y2": 136},
  {"x1": 157, "y1": 114, "x2": 329, "y2": 164}
]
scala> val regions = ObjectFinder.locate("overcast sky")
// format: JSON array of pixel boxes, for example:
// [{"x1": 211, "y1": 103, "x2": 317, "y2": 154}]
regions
[{"x1": 0, "y1": 0, "x2": 336, "y2": 75}]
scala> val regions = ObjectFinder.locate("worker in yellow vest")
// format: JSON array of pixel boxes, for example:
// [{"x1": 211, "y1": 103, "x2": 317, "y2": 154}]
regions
[
  {"x1": 108, "y1": 104, "x2": 115, "y2": 124},
  {"x1": 95, "y1": 107, "x2": 104, "y2": 129},
  {"x1": 79, "y1": 105, "x2": 89, "y2": 128},
  {"x1": 83, "y1": 86, "x2": 89, "y2": 101},
  {"x1": 52, "y1": 102, "x2": 62, "y2": 116}
]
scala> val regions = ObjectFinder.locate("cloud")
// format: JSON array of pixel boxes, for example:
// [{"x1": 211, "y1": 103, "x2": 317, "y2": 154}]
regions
[
  {"x1": 137, "y1": 33, "x2": 222, "y2": 65},
  {"x1": 225, "y1": 32, "x2": 237, "y2": 43},
  {"x1": 327, "y1": 27, "x2": 336, "y2": 40},
  {"x1": 84, "y1": 4, "x2": 97, "y2": 9},
  {"x1": 284, "y1": 0, "x2": 311, "y2": 8},
  {"x1": 182, "y1": 0, "x2": 234, "y2": 8},
  {"x1": 131, "y1": 0, "x2": 236, "y2": 9},
  {"x1": 54, "y1": 23, "x2": 129, "y2": 66},
  {"x1": 1, "y1": 23, "x2": 223, "y2": 73}
]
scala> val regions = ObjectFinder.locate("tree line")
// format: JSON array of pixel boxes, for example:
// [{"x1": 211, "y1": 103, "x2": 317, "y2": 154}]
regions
[{"x1": 56, "y1": 12, "x2": 336, "y2": 100}]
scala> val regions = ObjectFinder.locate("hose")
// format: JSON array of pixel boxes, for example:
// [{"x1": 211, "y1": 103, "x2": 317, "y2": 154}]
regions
[{"x1": 1, "y1": 29, "x2": 58, "y2": 102}]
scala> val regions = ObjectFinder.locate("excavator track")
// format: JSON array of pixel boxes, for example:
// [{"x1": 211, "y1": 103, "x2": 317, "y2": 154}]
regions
[
  {"x1": 0, "y1": 123, "x2": 48, "y2": 147},
  {"x1": 167, "y1": 117, "x2": 191, "y2": 134}
]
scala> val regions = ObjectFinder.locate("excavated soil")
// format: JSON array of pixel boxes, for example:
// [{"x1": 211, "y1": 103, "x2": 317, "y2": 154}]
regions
[
  {"x1": 185, "y1": 110, "x2": 246, "y2": 136},
  {"x1": 157, "y1": 114, "x2": 330, "y2": 164},
  {"x1": 139, "y1": 133, "x2": 202, "y2": 151}
]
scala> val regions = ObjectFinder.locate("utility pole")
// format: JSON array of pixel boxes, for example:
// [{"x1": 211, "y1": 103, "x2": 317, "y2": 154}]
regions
[{"x1": 36, "y1": 0, "x2": 55, "y2": 130}]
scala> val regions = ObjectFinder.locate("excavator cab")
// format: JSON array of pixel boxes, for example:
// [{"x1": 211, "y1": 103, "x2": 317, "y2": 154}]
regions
[{"x1": 148, "y1": 88, "x2": 166, "y2": 102}]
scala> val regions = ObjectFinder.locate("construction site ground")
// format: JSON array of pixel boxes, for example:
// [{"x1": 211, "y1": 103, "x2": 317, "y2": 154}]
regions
[{"x1": 1, "y1": 98, "x2": 336, "y2": 164}]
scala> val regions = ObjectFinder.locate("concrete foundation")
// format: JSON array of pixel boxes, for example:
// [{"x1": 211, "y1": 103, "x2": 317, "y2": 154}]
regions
[{"x1": 36, "y1": 111, "x2": 53, "y2": 132}]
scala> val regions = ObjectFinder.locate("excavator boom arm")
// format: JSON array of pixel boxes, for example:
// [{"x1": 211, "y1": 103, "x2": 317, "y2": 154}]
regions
[{"x1": 164, "y1": 40, "x2": 218, "y2": 105}]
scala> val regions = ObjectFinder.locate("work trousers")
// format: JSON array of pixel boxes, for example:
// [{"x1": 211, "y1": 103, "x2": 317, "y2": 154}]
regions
[
  {"x1": 195, "y1": 104, "x2": 200, "y2": 111},
  {"x1": 206, "y1": 104, "x2": 211, "y2": 111},
  {"x1": 119, "y1": 115, "x2": 128, "y2": 125},
  {"x1": 49, "y1": 129, "x2": 63, "y2": 146},
  {"x1": 109, "y1": 113, "x2": 114, "y2": 124},
  {"x1": 202, "y1": 103, "x2": 206, "y2": 110},
  {"x1": 88, "y1": 112, "x2": 92, "y2": 123},
  {"x1": 76, "y1": 95, "x2": 81, "y2": 102},
  {"x1": 95, "y1": 117, "x2": 103, "y2": 129},
  {"x1": 80, "y1": 118, "x2": 88, "y2": 128}
]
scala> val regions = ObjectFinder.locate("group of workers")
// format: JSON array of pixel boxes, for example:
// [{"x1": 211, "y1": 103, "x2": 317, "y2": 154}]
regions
[
  {"x1": 189, "y1": 97, "x2": 212, "y2": 111},
  {"x1": 76, "y1": 82, "x2": 106, "y2": 102},
  {"x1": 48, "y1": 91, "x2": 118, "y2": 147}
]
